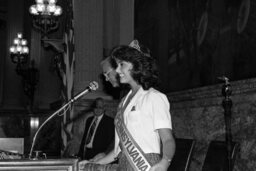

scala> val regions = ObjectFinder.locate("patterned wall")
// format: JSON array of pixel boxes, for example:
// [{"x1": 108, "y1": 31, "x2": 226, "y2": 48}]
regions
[{"x1": 168, "y1": 77, "x2": 256, "y2": 171}]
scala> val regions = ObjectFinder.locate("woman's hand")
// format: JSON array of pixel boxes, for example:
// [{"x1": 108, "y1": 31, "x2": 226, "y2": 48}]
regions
[
  {"x1": 89, "y1": 153, "x2": 106, "y2": 162},
  {"x1": 78, "y1": 160, "x2": 90, "y2": 170},
  {"x1": 150, "y1": 128, "x2": 175, "y2": 171}
]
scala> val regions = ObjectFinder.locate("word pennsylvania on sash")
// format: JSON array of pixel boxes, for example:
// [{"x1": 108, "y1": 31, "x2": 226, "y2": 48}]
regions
[{"x1": 115, "y1": 113, "x2": 151, "y2": 171}]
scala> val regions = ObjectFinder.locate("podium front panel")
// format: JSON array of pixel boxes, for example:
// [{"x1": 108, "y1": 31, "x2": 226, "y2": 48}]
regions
[{"x1": 0, "y1": 158, "x2": 78, "y2": 171}]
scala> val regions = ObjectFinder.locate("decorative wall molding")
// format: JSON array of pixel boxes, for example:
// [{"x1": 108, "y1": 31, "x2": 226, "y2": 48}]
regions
[{"x1": 167, "y1": 77, "x2": 256, "y2": 108}]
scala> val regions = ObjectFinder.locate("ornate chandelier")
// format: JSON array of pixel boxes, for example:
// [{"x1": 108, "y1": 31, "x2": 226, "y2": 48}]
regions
[
  {"x1": 29, "y1": 0, "x2": 62, "y2": 37},
  {"x1": 9, "y1": 33, "x2": 39, "y2": 111},
  {"x1": 9, "y1": 33, "x2": 29, "y2": 68}
]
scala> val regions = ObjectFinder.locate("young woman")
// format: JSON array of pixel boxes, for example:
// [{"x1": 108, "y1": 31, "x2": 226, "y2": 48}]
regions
[{"x1": 80, "y1": 41, "x2": 175, "y2": 171}]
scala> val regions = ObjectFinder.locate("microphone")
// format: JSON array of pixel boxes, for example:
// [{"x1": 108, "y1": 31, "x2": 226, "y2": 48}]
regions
[
  {"x1": 28, "y1": 81, "x2": 99, "y2": 159},
  {"x1": 71, "y1": 81, "x2": 99, "y2": 102}
]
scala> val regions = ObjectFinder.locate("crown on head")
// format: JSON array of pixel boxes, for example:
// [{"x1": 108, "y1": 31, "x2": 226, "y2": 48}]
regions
[{"x1": 129, "y1": 40, "x2": 141, "y2": 52}]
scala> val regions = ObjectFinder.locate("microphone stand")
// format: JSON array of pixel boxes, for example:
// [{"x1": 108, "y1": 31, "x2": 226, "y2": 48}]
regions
[
  {"x1": 221, "y1": 77, "x2": 233, "y2": 171},
  {"x1": 29, "y1": 100, "x2": 73, "y2": 159},
  {"x1": 28, "y1": 80, "x2": 98, "y2": 160},
  {"x1": 28, "y1": 88, "x2": 91, "y2": 159}
]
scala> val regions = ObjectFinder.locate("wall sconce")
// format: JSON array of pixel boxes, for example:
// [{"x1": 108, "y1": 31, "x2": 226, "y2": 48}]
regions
[
  {"x1": 30, "y1": 117, "x2": 40, "y2": 130},
  {"x1": 29, "y1": 0, "x2": 62, "y2": 38},
  {"x1": 9, "y1": 33, "x2": 39, "y2": 112},
  {"x1": 9, "y1": 33, "x2": 29, "y2": 73}
]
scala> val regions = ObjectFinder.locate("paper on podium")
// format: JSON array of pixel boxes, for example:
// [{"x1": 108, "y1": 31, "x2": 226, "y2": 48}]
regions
[
  {"x1": 78, "y1": 161, "x2": 118, "y2": 171},
  {"x1": 78, "y1": 160, "x2": 90, "y2": 171},
  {"x1": 0, "y1": 138, "x2": 24, "y2": 154}
]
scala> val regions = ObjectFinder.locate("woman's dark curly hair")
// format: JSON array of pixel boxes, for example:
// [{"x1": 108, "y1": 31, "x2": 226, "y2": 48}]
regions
[{"x1": 110, "y1": 45, "x2": 159, "y2": 90}]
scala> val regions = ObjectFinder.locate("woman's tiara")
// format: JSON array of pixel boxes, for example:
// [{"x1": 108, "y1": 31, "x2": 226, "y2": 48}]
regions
[
  {"x1": 129, "y1": 40, "x2": 141, "y2": 52},
  {"x1": 128, "y1": 40, "x2": 151, "y2": 57}
]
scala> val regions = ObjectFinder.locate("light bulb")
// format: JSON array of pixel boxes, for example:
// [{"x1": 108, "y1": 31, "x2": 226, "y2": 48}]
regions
[
  {"x1": 22, "y1": 47, "x2": 29, "y2": 54},
  {"x1": 35, "y1": 0, "x2": 44, "y2": 4},
  {"x1": 36, "y1": 3, "x2": 46, "y2": 12},
  {"x1": 17, "y1": 33, "x2": 23, "y2": 39},
  {"x1": 29, "y1": 5, "x2": 39, "y2": 15},
  {"x1": 14, "y1": 38, "x2": 20, "y2": 45},
  {"x1": 21, "y1": 39, "x2": 27, "y2": 46},
  {"x1": 48, "y1": 0, "x2": 57, "y2": 4},
  {"x1": 9, "y1": 46, "x2": 15, "y2": 53},
  {"x1": 54, "y1": 6, "x2": 62, "y2": 16},
  {"x1": 46, "y1": 4, "x2": 56, "y2": 13},
  {"x1": 16, "y1": 46, "x2": 22, "y2": 52}
]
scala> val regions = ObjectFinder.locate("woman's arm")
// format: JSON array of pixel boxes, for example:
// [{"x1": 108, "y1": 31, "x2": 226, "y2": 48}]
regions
[
  {"x1": 150, "y1": 128, "x2": 176, "y2": 171},
  {"x1": 78, "y1": 149, "x2": 116, "y2": 167},
  {"x1": 95, "y1": 149, "x2": 117, "y2": 164}
]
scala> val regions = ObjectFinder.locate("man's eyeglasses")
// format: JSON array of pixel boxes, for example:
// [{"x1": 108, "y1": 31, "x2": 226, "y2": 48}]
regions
[{"x1": 103, "y1": 69, "x2": 113, "y2": 78}]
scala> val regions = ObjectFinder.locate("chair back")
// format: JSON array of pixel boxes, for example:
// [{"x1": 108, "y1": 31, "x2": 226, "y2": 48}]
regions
[
  {"x1": 202, "y1": 141, "x2": 239, "y2": 171},
  {"x1": 168, "y1": 138, "x2": 196, "y2": 171}
]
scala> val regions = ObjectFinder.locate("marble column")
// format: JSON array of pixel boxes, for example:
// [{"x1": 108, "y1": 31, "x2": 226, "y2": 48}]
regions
[
  {"x1": 73, "y1": 0, "x2": 134, "y2": 99},
  {"x1": 73, "y1": 0, "x2": 104, "y2": 99}
]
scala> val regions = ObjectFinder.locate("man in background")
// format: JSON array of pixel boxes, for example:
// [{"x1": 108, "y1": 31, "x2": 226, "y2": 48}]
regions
[
  {"x1": 101, "y1": 56, "x2": 119, "y2": 88},
  {"x1": 101, "y1": 56, "x2": 129, "y2": 99},
  {"x1": 63, "y1": 97, "x2": 114, "y2": 159},
  {"x1": 77, "y1": 97, "x2": 114, "y2": 160}
]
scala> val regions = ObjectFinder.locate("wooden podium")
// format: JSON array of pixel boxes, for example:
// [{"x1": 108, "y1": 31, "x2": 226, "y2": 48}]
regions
[{"x1": 0, "y1": 158, "x2": 79, "y2": 171}]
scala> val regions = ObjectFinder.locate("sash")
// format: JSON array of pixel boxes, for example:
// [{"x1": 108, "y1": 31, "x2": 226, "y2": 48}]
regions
[{"x1": 115, "y1": 106, "x2": 152, "y2": 171}]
